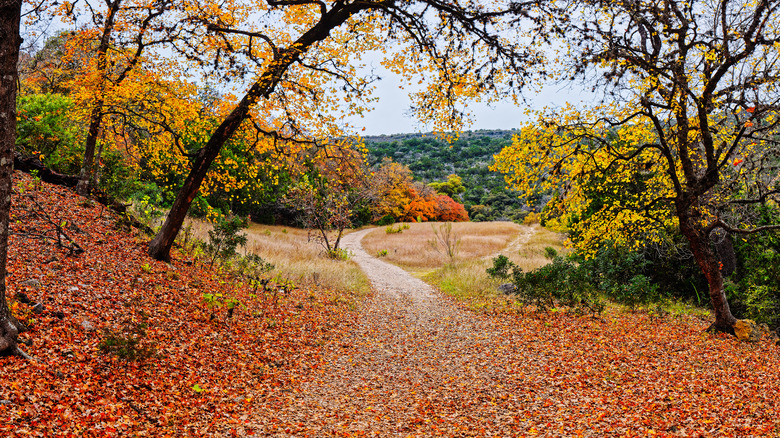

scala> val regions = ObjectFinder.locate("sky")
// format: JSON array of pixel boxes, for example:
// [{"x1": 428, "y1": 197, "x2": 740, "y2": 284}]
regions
[{"x1": 344, "y1": 64, "x2": 595, "y2": 136}]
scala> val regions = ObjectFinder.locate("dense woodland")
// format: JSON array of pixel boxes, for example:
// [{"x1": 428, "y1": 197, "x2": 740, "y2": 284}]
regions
[{"x1": 365, "y1": 131, "x2": 537, "y2": 222}]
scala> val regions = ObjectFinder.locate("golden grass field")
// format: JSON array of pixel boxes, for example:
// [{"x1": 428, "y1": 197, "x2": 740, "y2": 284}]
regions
[{"x1": 179, "y1": 217, "x2": 570, "y2": 312}]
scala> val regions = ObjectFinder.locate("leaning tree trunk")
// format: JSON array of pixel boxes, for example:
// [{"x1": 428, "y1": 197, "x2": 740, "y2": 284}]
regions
[
  {"x1": 679, "y1": 213, "x2": 738, "y2": 334},
  {"x1": 0, "y1": 0, "x2": 26, "y2": 355},
  {"x1": 148, "y1": 3, "x2": 367, "y2": 261}
]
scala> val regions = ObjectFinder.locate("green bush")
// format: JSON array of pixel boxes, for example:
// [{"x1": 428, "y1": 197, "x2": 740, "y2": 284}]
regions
[
  {"x1": 16, "y1": 93, "x2": 82, "y2": 174},
  {"x1": 488, "y1": 254, "x2": 604, "y2": 315},
  {"x1": 376, "y1": 214, "x2": 396, "y2": 226},
  {"x1": 203, "y1": 215, "x2": 249, "y2": 266},
  {"x1": 728, "y1": 207, "x2": 780, "y2": 328},
  {"x1": 486, "y1": 254, "x2": 516, "y2": 280},
  {"x1": 385, "y1": 223, "x2": 410, "y2": 234}
]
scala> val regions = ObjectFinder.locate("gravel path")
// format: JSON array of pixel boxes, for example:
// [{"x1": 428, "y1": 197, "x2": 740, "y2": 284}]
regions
[{"x1": 256, "y1": 228, "x2": 539, "y2": 437}]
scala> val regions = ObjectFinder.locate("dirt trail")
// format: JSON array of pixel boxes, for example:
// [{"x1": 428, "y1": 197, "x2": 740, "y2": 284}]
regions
[{"x1": 255, "y1": 228, "x2": 540, "y2": 437}]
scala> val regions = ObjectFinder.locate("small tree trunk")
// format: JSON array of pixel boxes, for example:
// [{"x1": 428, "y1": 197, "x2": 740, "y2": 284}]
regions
[
  {"x1": 0, "y1": 0, "x2": 25, "y2": 355},
  {"x1": 76, "y1": 105, "x2": 104, "y2": 195},
  {"x1": 679, "y1": 214, "x2": 738, "y2": 334}
]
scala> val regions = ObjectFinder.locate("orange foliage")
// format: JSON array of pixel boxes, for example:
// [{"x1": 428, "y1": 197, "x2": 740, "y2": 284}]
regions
[{"x1": 434, "y1": 194, "x2": 469, "y2": 222}]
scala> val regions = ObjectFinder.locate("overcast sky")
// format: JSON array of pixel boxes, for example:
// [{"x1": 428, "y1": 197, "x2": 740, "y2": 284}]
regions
[{"x1": 344, "y1": 65, "x2": 595, "y2": 136}]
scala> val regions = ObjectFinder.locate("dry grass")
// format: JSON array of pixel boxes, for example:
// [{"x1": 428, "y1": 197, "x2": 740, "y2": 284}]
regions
[
  {"x1": 180, "y1": 219, "x2": 370, "y2": 295},
  {"x1": 420, "y1": 224, "x2": 567, "y2": 312},
  {"x1": 361, "y1": 221, "x2": 523, "y2": 272}
]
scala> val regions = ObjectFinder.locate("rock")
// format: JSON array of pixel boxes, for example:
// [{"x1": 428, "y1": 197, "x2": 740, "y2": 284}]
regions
[
  {"x1": 497, "y1": 283, "x2": 516, "y2": 295},
  {"x1": 20, "y1": 279, "x2": 41, "y2": 288},
  {"x1": 734, "y1": 319, "x2": 761, "y2": 343},
  {"x1": 80, "y1": 320, "x2": 95, "y2": 332},
  {"x1": 68, "y1": 286, "x2": 79, "y2": 292},
  {"x1": 32, "y1": 303, "x2": 45, "y2": 314},
  {"x1": 16, "y1": 292, "x2": 31, "y2": 304}
]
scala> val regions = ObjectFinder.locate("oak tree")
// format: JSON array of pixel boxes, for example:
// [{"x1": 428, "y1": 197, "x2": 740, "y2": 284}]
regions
[
  {"x1": 0, "y1": 0, "x2": 25, "y2": 355},
  {"x1": 495, "y1": 0, "x2": 780, "y2": 333}
]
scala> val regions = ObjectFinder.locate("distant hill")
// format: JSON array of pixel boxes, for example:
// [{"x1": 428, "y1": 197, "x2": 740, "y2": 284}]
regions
[{"x1": 364, "y1": 130, "x2": 536, "y2": 222}]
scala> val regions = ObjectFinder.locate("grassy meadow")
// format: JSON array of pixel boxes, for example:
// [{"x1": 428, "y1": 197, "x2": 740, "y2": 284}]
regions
[{"x1": 182, "y1": 220, "x2": 371, "y2": 296}]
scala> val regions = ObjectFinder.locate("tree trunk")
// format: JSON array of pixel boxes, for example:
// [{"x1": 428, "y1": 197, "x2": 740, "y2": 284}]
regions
[
  {"x1": 147, "y1": 100, "x2": 254, "y2": 262},
  {"x1": 75, "y1": 105, "x2": 104, "y2": 195},
  {"x1": 679, "y1": 211, "x2": 738, "y2": 334},
  {"x1": 0, "y1": 0, "x2": 25, "y2": 355},
  {"x1": 148, "y1": 3, "x2": 365, "y2": 261}
]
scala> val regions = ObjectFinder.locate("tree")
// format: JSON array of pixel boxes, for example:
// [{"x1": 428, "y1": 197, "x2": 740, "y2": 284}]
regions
[
  {"x1": 0, "y1": 0, "x2": 25, "y2": 355},
  {"x1": 147, "y1": 0, "x2": 552, "y2": 261},
  {"x1": 494, "y1": 0, "x2": 780, "y2": 333},
  {"x1": 434, "y1": 194, "x2": 469, "y2": 222},
  {"x1": 52, "y1": 0, "x2": 177, "y2": 194},
  {"x1": 429, "y1": 174, "x2": 466, "y2": 202},
  {"x1": 283, "y1": 147, "x2": 369, "y2": 253}
]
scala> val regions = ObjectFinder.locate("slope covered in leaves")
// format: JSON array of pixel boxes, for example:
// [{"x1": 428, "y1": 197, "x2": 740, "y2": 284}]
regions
[{"x1": 0, "y1": 172, "x2": 361, "y2": 436}]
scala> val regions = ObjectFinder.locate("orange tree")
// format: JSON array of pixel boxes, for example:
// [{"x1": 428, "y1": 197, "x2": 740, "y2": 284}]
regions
[
  {"x1": 50, "y1": 0, "x2": 178, "y2": 194},
  {"x1": 495, "y1": 0, "x2": 780, "y2": 333},
  {"x1": 146, "y1": 0, "x2": 555, "y2": 261}
]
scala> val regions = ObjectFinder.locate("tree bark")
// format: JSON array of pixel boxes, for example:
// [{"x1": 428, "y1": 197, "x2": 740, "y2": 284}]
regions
[
  {"x1": 0, "y1": 0, "x2": 25, "y2": 355},
  {"x1": 678, "y1": 207, "x2": 738, "y2": 334},
  {"x1": 148, "y1": 2, "x2": 367, "y2": 261}
]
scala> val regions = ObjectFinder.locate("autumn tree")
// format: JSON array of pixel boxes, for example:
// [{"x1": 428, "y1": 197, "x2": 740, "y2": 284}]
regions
[
  {"x1": 52, "y1": 0, "x2": 177, "y2": 194},
  {"x1": 283, "y1": 141, "x2": 370, "y2": 253},
  {"x1": 147, "y1": 0, "x2": 553, "y2": 261},
  {"x1": 0, "y1": 0, "x2": 24, "y2": 355},
  {"x1": 429, "y1": 174, "x2": 466, "y2": 202},
  {"x1": 495, "y1": 0, "x2": 780, "y2": 333}
]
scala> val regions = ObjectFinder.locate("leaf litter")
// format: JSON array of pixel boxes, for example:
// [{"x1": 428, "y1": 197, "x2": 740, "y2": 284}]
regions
[{"x1": 1, "y1": 173, "x2": 779, "y2": 437}]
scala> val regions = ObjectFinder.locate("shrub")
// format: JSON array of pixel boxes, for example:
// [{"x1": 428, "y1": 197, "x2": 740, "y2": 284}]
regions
[
  {"x1": 327, "y1": 248, "x2": 352, "y2": 261},
  {"x1": 385, "y1": 223, "x2": 409, "y2": 234},
  {"x1": 487, "y1": 254, "x2": 604, "y2": 315},
  {"x1": 16, "y1": 93, "x2": 82, "y2": 175},
  {"x1": 99, "y1": 321, "x2": 156, "y2": 362},
  {"x1": 376, "y1": 214, "x2": 395, "y2": 226},
  {"x1": 203, "y1": 215, "x2": 249, "y2": 266},
  {"x1": 429, "y1": 222, "x2": 460, "y2": 262},
  {"x1": 523, "y1": 212, "x2": 541, "y2": 225},
  {"x1": 728, "y1": 210, "x2": 780, "y2": 329},
  {"x1": 486, "y1": 254, "x2": 516, "y2": 280}
]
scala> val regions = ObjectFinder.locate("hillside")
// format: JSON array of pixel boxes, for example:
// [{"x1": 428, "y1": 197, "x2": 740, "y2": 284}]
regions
[
  {"x1": 2, "y1": 173, "x2": 780, "y2": 437},
  {"x1": 0, "y1": 172, "x2": 361, "y2": 436},
  {"x1": 364, "y1": 130, "x2": 537, "y2": 222}
]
